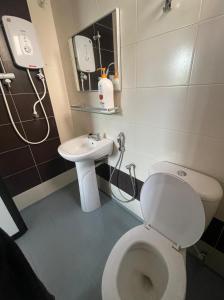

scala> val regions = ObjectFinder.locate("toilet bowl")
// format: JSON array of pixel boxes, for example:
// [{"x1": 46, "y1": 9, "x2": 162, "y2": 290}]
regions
[
  {"x1": 102, "y1": 163, "x2": 223, "y2": 300},
  {"x1": 102, "y1": 225, "x2": 186, "y2": 300}
]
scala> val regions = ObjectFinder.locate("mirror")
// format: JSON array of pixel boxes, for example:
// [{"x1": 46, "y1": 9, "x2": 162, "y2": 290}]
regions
[{"x1": 69, "y1": 9, "x2": 121, "y2": 92}]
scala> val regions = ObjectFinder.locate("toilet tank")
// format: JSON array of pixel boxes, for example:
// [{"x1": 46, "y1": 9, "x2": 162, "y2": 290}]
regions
[{"x1": 149, "y1": 162, "x2": 223, "y2": 228}]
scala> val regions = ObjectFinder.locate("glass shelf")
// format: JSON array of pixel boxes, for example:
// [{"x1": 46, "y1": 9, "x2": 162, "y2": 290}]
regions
[{"x1": 71, "y1": 105, "x2": 119, "y2": 115}]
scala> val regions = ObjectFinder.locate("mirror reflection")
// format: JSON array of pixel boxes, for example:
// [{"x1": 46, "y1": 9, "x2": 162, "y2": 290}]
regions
[{"x1": 70, "y1": 9, "x2": 121, "y2": 92}]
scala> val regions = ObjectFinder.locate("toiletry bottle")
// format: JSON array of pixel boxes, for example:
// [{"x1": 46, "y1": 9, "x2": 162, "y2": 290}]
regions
[
  {"x1": 112, "y1": 72, "x2": 120, "y2": 91},
  {"x1": 98, "y1": 67, "x2": 114, "y2": 110}
]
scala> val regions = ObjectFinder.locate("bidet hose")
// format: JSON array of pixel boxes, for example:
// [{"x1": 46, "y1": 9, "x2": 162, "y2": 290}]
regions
[
  {"x1": 109, "y1": 149, "x2": 136, "y2": 203},
  {"x1": 0, "y1": 69, "x2": 50, "y2": 145}
]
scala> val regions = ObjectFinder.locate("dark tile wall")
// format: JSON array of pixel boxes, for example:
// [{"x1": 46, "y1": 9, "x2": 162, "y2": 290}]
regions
[
  {"x1": 96, "y1": 163, "x2": 143, "y2": 200},
  {"x1": 0, "y1": 0, "x2": 74, "y2": 197},
  {"x1": 75, "y1": 13, "x2": 115, "y2": 91},
  {"x1": 202, "y1": 218, "x2": 224, "y2": 253},
  {"x1": 96, "y1": 163, "x2": 224, "y2": 254}
]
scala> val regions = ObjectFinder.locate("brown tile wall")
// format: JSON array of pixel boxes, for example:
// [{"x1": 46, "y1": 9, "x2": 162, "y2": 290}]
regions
[{"x1": 0, "y1": 0, "x2": 74, "y2": 197}]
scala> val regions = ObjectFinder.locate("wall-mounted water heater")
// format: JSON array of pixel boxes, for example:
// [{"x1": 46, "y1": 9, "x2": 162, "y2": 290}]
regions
[
  {"x1": 2, "y1": 15, "x2": 44, "y2": 69},
  {"x1": 1, "y1": 16, "x2": 50, "y2": 145},
  {"x1": 73, "y1": 35, "x2": 95, "y2": 73}
]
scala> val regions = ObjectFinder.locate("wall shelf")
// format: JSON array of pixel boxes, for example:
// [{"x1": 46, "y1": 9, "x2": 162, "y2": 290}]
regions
[{"x1": 70, "y1": 105, "x2": 119, "y2": 115}]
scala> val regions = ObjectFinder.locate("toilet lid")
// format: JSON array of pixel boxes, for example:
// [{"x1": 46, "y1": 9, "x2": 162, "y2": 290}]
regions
[{"x1": 140, "y1": 173, "x2": 205, "y2": 249}]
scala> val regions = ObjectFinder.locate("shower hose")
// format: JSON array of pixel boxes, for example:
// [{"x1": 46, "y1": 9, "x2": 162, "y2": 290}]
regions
[{"x1": 0, "y1": 68, "x2": 50, "y2": 144}]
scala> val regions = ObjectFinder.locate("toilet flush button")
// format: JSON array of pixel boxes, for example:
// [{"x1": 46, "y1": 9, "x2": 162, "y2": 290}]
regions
[{"x1": 177, "y1": 170, "x2": 187, "y2": 177}]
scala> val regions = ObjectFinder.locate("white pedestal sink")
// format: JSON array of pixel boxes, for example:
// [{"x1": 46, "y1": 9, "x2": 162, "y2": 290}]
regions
[{"x1": 58, "y1": 135, "x2": 113, "y2": 212}]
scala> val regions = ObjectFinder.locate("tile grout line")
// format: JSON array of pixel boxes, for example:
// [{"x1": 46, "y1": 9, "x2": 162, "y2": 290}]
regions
[
  {"x1": 125, "y1": 10, "x2": 224, "y2": 47},
  {"x1": 2, "y1": 155, "x2": 65, "y2": 180},
  {"x1": 37, "y1": 156, "x2": 62, "y2": 167},
  {"x1": 112, "y1": 117, "x2": 224, "y2": 143},
  {"x1": 0, "y1": 145, "x2": 28, "y2": 156},
  {"x1": 21, "y1": 115, "x2": 55, "y2": 123},
  {"x1": 0, "y1": 136, "x2": 59, "y2": 157},
  {"x1": 9, "y1": 92, "x2": 43, "y2": 183},
  {"x1": 26, "y1": 135, "x2": 62, "y2": 183},
  {"x1": 0, "y1": 115, "x2": 55, "y2": 127},
  {"x1": 3, "y1": 165, "x2": 36, "y2": 179},
  {"x1": 198, "y1": 0, "x2": 204, "y2": 22},
  {"x1": 134, "y1": 83, "x2": 224, "y2": 89},
  {"x1": 0, "y1": 91, "x2": 48, "y2": 96},
  {"x1": 93, "y1": 46, "x2": 114, "y2": 53}
]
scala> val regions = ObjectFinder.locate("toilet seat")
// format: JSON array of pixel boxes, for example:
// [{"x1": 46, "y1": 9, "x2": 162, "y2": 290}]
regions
[
  {"x1": 102, "y1": 225, "x2": 186, "y2": 300},
  {"x1": 140, "y1": 173, "x2": 205, "y2": 250}
]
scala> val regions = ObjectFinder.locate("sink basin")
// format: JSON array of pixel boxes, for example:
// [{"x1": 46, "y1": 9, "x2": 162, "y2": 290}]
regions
[
  {"x1": 58, "y1": 135, "x2": 113, "y2": 212},
  {"x1": 58, "y1": 135, "x2": 113, "y2": 162}
]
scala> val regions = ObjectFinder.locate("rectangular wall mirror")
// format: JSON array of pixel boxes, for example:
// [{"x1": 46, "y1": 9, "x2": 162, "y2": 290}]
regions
[{"x1": 69, "y1": 8, "x2": 121, "y2": 92}]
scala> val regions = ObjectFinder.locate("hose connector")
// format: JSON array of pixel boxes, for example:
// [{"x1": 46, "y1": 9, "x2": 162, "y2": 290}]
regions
[
  {"x1": 37, "y1": 70, "x2": 45, "y2": 80},
  {"x1": 126, "y1": 163, "x2": 136, "y2": 170},
  {"x1": 32, "y1": 111, "x2": 39, "y2": 118}
]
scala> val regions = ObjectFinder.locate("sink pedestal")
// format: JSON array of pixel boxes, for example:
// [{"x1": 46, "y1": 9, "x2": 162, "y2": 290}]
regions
[{"x1": 76, "y1": 160, "x2": 101, "y2": 212}]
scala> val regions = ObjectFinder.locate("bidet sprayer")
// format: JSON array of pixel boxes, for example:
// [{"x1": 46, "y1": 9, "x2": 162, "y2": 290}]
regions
[
  {"x1": 109, "y1": 132, "x2": 136, "y2": 203},
  {"x1": 117, "y1": 132, "x2": 125, "y2": 152}
]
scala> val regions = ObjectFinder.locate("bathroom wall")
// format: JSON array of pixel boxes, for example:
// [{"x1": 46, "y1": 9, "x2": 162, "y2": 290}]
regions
[
  {"x1": 0, "y1": 0, "x2": 74, "y2": 208},
  {"x1": 51, "y1": 0, "x2": 224, "y2": 223}
]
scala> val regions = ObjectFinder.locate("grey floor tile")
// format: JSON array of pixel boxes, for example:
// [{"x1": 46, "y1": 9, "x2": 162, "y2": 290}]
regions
[
  {"x1": 17, "y1": 183, "x2": 140, "y2": 300},
  {"x1": 17, "y1": 183, "x2": 224, "y2": 300}
]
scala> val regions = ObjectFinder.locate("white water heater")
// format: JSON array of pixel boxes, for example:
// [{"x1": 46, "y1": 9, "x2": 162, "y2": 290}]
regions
[
  {"x1": 2, "y1": 15, "x2": 44, "y2": 69},
  {"x1": 73, "y1": 35, "x2": 95, "y2": 73}
]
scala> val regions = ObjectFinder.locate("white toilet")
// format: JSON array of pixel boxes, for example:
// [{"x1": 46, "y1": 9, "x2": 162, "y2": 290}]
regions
[{"x1": 102, "y1": 162, "x2": 223, "y2": 300}]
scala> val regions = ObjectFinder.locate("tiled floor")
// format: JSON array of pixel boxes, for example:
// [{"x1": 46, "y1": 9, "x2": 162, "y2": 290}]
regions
[{"x1": 17, "y1": 183, "x2": 224, "y2": 300}]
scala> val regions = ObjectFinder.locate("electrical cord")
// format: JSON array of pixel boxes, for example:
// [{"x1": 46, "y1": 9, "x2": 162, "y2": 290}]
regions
[{"x1": 0, "y1": 69, "x2": 50, "y2": 145}]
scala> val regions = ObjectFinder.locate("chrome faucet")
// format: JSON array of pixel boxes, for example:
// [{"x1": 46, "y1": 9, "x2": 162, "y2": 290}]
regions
[{"x1": 88, "y1": 133, "x2": 101, "y2": 141}]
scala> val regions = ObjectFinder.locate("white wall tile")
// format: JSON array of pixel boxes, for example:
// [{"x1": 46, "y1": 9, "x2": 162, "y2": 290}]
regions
[
  {"x1": 71, "y1": 111, "x2": 93, "y2": 137},
  {"x1": 138, "y1": 0, "x2": 201, "y2": 41},
  {"x1": 184, "y1": 85, "x2": 224, "y2": 139},
  {"x1": 201, "y1": 0, "x2": 224, "y2": 21},
  {"x1": 176, "y1": 133, "x2": 224, "y2": 182},
  {"x1": 122, "y1": 86, "x2": 187, "y2": 130},
  {"x1": 191, "y1": 16, "x2": 224, "y2": 84},
  {"x1": 129, "y1": 123, "x2": 184, "y2": 162},
  {"x1": 71, "y1": 0, "x2": 99, "y2": 30},
  {"x1": 137, "y1": 26, "x2": 197, "y2": 87},
  {"x1": 97, "y1": 0, "x2": 137, "y2": 45},
  {"x1": 90, "y1": 114, "x2": 129, "y2": 147},
  {"x1": 122, "y1": 45, "x2": 136, "y2": 88}
]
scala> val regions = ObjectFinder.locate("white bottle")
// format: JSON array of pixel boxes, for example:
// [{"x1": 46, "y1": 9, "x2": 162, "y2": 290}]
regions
[
  {"x1": 109, "y1": 72, "x2": 120, "y2": 91},
  {"x1": 98, "y1": 67, "x2": 114, "y2": 110}
]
